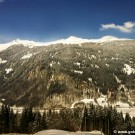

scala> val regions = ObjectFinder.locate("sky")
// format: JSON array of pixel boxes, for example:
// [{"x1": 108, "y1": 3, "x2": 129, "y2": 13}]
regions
[{"x1": 0, "y1": 0, "x2": 135, "y2": 43}]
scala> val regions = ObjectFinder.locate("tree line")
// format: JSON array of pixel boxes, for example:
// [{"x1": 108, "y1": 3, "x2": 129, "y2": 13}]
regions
[
  {"x1": 81, "y1": 105, "x2": 135, "y2": 135},
  {"x1": 0, "y1": 104, "x2": 135, "y2": 134}
]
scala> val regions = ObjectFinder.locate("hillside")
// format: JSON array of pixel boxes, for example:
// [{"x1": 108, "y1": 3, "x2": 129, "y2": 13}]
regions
[{"x1": 0, "y1": 38, "x2": 135, "y2": 107}]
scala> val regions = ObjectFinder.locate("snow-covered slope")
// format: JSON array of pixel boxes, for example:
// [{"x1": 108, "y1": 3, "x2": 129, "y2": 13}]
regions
[
  {"x1": 45, "y1": 36, "x2": 91, "y2": 45},
  {"x1": 0, "y1": 39, "x2": 46, "y2": 51},
  {"x1": 0, "y1": 43, "x2": 11, "y2": 52},
  {"x1": 89, "y1": 36, "x2": 130, "y2": 42},
  {"x1": 35, "y1": 129, "x2": 105, "y2": 135},
  {"x1": 0, "y1": 36, "x2": 132, "y2": 51}
]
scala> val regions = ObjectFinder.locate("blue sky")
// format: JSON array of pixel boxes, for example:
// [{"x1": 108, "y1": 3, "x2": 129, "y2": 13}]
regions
[{"x1": 0, "y1": 0, "x2": 135, "y2": 43}]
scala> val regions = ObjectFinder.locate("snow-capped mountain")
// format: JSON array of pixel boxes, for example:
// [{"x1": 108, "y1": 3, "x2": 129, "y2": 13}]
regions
[
  {"x1": 46, "y1": 35, "x2": 130, "y2": 45},
  {"x1": 89, "y1": 36, "x2": 130, "y2": 42},
  {"x1": 0, "y1": 39, "x2": 46, "y2": 51},
  {"x1": 0, "y1": 36, "x2": 135, "y2": 107},
  {"x1": 0, "y1": 36, "x2": 131, "y2": 51},
  {"x1": 45, "y1": 36, "x2": 91, "y2": 45}
]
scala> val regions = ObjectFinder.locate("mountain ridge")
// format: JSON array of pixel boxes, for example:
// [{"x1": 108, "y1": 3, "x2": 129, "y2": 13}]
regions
[
  {"x1": 0, "y1": 36, "x2": 132, "y2": 51},
  {"x1": 0, "y1": 38, "x2": 135, "y2": 107}
]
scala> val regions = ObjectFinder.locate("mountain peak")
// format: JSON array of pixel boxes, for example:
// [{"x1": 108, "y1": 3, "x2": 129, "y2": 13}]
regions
[
  {"x1": 64, "y1": 36, "x2": 90, "y2": 44},
  {"x1": 67, "y1": 36, "x2": 81, "y2": 40}
]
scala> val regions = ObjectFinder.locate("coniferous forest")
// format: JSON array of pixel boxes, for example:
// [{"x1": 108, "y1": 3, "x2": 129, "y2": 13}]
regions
[{"x1": 0, "y1": 104, "x2": 135, "y2": 135}]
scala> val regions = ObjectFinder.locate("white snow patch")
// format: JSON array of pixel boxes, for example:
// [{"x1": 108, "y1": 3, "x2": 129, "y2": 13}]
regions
[
  {"x1": 21, "y1": 53, "x2": 33, "y2": 59},
  {"x1": 91, "y1": 64, "x2": 94, "y2": 67},
  {"x1": 117, "y1": 108, "x2": 135, "y2": 118},
  {"x1": 81, "y1": 99, "x2": 97, "y2": 105},
  {"x1": 115, "y1": 101, "x2": 129, "y2": 108},
  {"x1": 123, "y1": 64, "x2": 135, "y2": 75},
  {"x1": 113, "y1": 74, "x2": 122, "y2": 83},
  {"x1": 0, "y1": 58, "x2": 7, "y2": 64},
  {"x1": 74, "y1": 70, "x2": 83, "y2": 74},
  {"x1": 89, "y1": 130, "x2": 105, "y2": 135},
  {"x1": 1, "y1": 98, "x2": 5, "y2": 101},
  {"x1": 88, "y1": 77, "x2": 92, "y2": 82},
  {"x1": 97, "y1": 98, "x2": 108, "y2": 106},
  {"x1": 71, "y1": 98, "x2": 108, "y2": 108},
  {"x1": 50, "y1": 63, "x2": 53, "y2": 67},
  {"x1": 91, "y1": 55, "x2": 97, "y2": 59},
  {"x1": 105, "y1": 63, "x2": 109, "y2": 67},
  {"x1": 95, "y1": 64, "x2": 99, "y2": 68},
  {"x1": 57, "y1": 61, "x2": 60, "y2": 65},
  {"x1": 0, "y1": 43, "x2": 11, "y2": 52},
  {"x1": 35, "y1": 129, "x2": 105, "y2": 135},
  {"x1": 5, "y1": 68, "x2": 13, "y2": 74},
  {"x1": 74, "y1": 62, "x2": 81, "y2": 66},
  {"x1": 50, "y1": 61, "x2": 55, "y2": 67}
]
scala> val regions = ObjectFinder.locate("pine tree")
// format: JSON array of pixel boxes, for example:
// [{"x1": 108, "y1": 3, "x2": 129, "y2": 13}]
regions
[
  {"x1": 115, "y1": 111, "x2": 124, "y2": 131},
  {"x1": 110, "y1": 107, "x2": 117, "y2": 135},
  {"x1": 19, "y1": 107, "x2": 29, "y2": 133},
  {"x1": 101, "y1": 107, "x2": 106, "y2": 134},
  {"x1": 94, "y1": 106, "x2": 102, "y2": 130},
  {"x1": 104, "y1": 106, "x2": 109, "y2": 135},
  {"x1": 73, "y1": 108, "x2": 83, "y2": 131},
  {"x1": 0, "y1": 105, "x2": 5, "y2": 133},
  {"x1": 132, "y1": 117, "x2": 135, "y2": 130},
  {"x1": 0, "y1": 105, "x2": 10, "y2": 133},
  {"x1": 81, "y1": 106, "x2": 88, "y2": 131},
  {"x1": 27, "y1": 106, "x2": 35, "y2": 133},
  {"x1": 32, "y1": 111, "x2": 41, "y2": 133},
  {"x1": 40, "y1": 111, "x2": 48, "y2": 130},
  {"x1": 125, "y1": 113, "x2": 132, "y2": 132},
  {"x1": 9, "y1": 109, "x2": 17, "y2": 133}
]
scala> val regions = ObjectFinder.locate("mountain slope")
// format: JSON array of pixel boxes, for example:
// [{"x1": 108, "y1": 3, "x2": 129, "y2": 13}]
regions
[{"x1": 0, "y1": 37, "x2": 135, "y2": 107}]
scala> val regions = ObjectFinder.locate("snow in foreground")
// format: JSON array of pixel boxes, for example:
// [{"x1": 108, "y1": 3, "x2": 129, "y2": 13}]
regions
[{"x1": 35, "y1": 129, "x2": 104, "y2": 135}]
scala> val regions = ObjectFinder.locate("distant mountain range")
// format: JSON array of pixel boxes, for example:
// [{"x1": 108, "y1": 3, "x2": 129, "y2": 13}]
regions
[
  {"x1": 0, "y1": 36, "x2": 135, "y2": 107},
  {"x1": 0, "y1": 36, "x2": 131, "y2": 51}
]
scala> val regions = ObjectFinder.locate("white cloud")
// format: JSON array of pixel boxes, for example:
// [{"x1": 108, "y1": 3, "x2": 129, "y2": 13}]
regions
[{"x1": 101, "y1": 21, "x2": 135, "y2": 33}]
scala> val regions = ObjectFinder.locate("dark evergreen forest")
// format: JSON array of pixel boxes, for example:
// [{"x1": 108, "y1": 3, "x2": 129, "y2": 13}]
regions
[{"x1": 0, "y1": 104, "x2": 135, "y2": 135}]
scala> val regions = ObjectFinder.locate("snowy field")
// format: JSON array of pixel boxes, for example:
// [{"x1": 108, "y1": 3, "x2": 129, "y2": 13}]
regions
[
  {"x1": 71, "y1": 98, "x2": 135, "y2": 118},
  {"x1": 117, "y1": 107, "x2": 135, "y2": 117},
  {"x1": 0, "y1": 130, "x2": 104, "y2": 135},
  {"x1": 35, "y1": 129, "x2": 104, "y2": 135}
]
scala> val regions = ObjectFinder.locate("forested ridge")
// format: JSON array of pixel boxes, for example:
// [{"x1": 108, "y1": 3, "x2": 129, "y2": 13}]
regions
[{"x1": 0, "y1": 104, "x2": 135, "y2": 135}]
